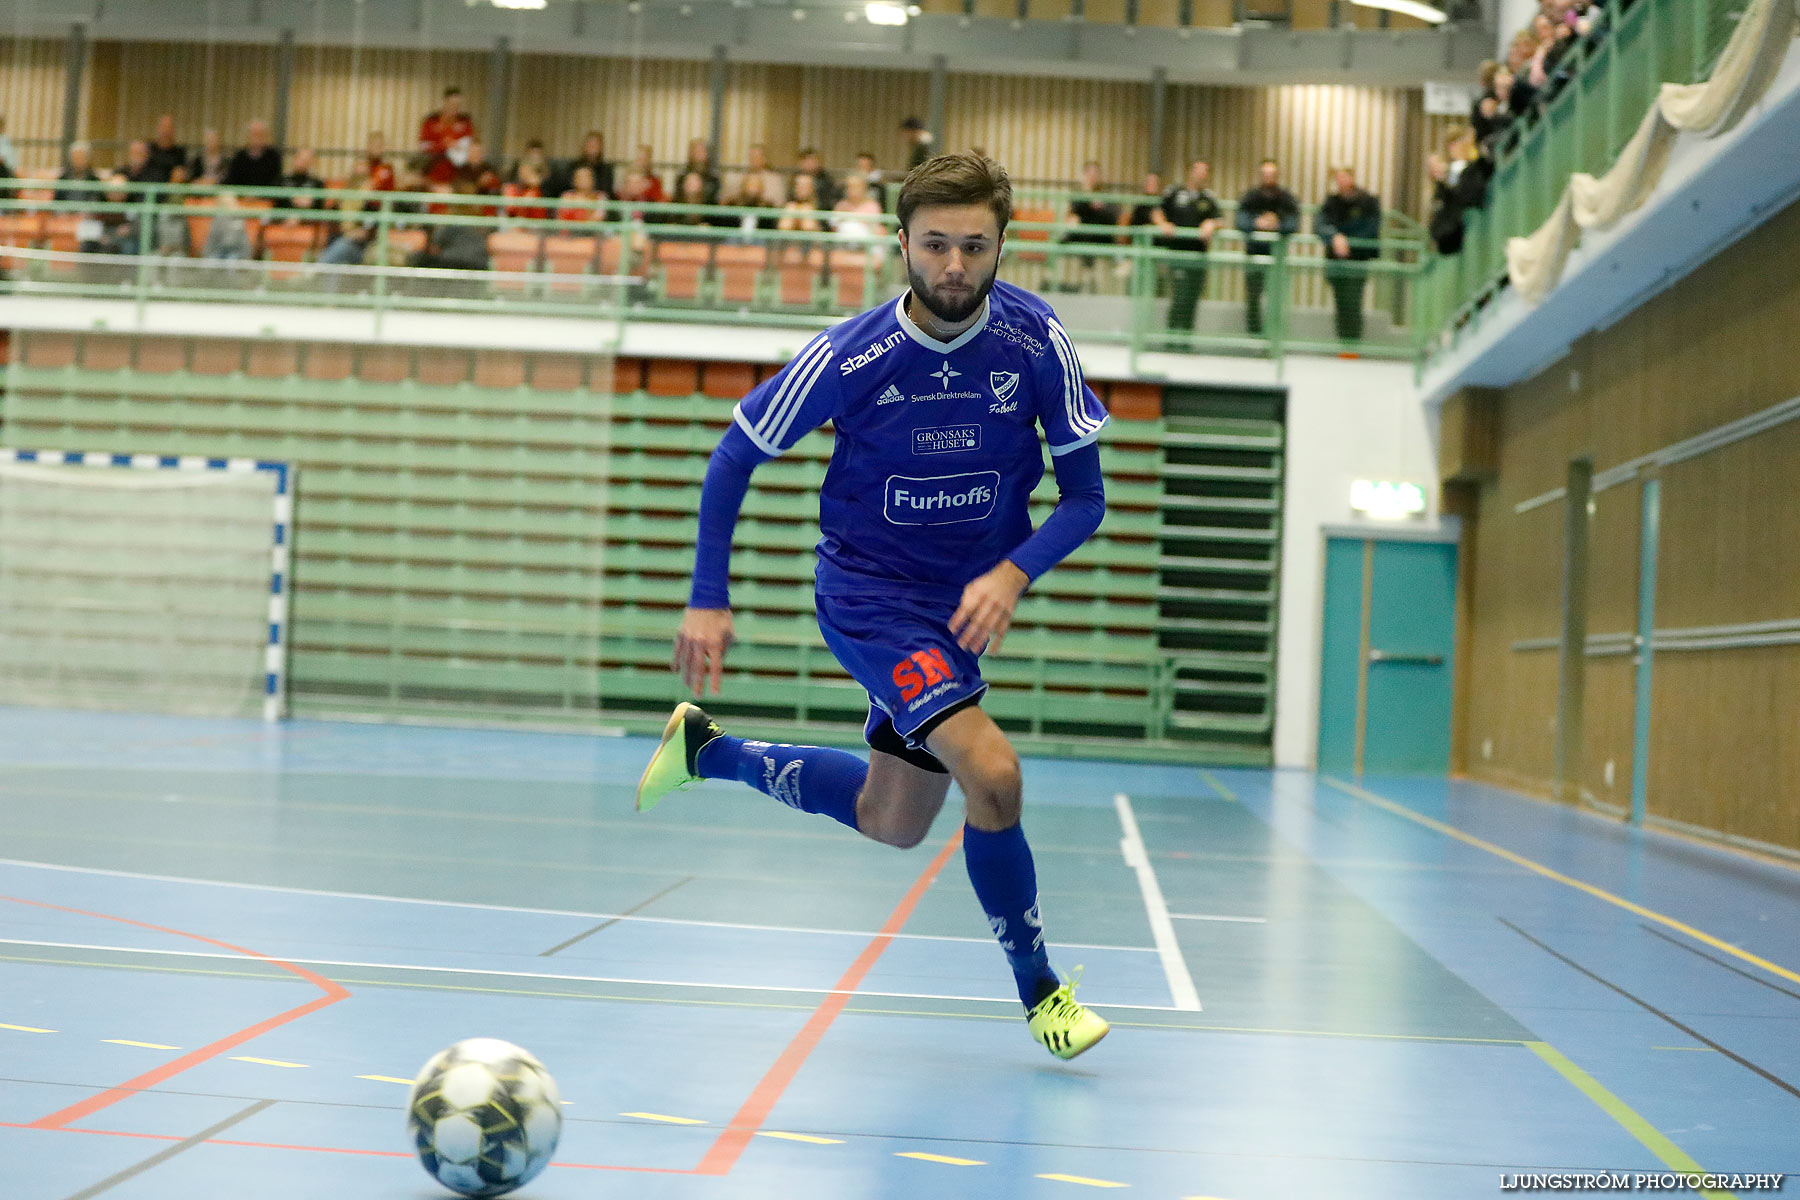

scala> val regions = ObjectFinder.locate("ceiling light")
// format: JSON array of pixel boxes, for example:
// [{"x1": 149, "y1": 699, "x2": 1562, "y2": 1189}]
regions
[
  {"x1": 1350, "y1": 480, "x2": 1428, "y2": 520},
  {"x1": 1347, "y1": 0, "x2": 1447, "y2": 23},
  {"x1": 491, "y1": 0, "x2": 547, "y2": 9},
  {"x1": 864, "y1": 1, "x2": 910, "y2": 25}
]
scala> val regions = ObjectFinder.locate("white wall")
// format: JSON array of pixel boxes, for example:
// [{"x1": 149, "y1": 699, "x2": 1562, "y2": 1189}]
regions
[{"x1": 1496, "y1": 0, "x2": 1537, "y2": 57}]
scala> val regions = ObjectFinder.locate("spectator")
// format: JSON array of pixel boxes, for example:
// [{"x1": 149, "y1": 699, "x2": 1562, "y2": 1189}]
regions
[
  {"x1": 556, "y1": 131, "x2": 614, "y2": 200},
  {"x1": 504, "y1": 160, "x2": 548, "y2": 220},
  {"x1": 779, "y1": 172, "x2": 825, "y2": 233},
  {"x1": 318, "y1": 199, "x2": 375, "y2": 267},
  {"x1": 1315, "y1": 165, "x2": 1382, "y2": 343},
  {"x1": 730, "y1": 143, "x2": 786, "y2": 207},
  {"x1": 558, "y1": 165, "x2": 603, "y2": 222},
  {"x1": 794, "y1": 147, "x2": 838, "y2": 210},
  {"x1": 1063, "y1": 160, "x2": 1119, "y2": 287},
  {"x1": 122, "y1": 140, "x2": 158, "y2": 185},
  {"x1": 358, "y1": 131, "x2": 394, "y2": 192},
  {"x1": 409, "y1": 184, "x2": 491, "y2": 270},
  {"x1": 854, "y1": 152, "x2": 888, "y2": 209},
  {"x1": 154, "y1": 164, "x2": 193, "y2": 254},
  {"x1": 55, "y1": 142, "x2": 100, "y2": 203},
  {"x1": 1153, "y1": 159, "x2": 1222, "y2": 340},
  {"x1": 418, "y1": 86, "x2": 475, "y2": 185},
  {"x1": 190, "y1": 129, "x2": 226, "y2": 185},
  {"x1": 81, "y1": 173, "x2": 139, "y2": 255},
  {"x1": 723, "y1": 171, "x2": 778, "y2": 232},
  {"x1": 223, "y1": 120, "x2": 282, "y2": 188},
  {"x1": 899, "y1": 116, "x2": 933, "y2": 171},
  {"x1": 1426, "y1": 128, "x2": 1493, "y2": 255},
  {"x1": 667, "y1": 169, "x2": 716, "y2": 226},
  {"x1": 202, "y1": 190, "x2": 254, "y2": 260},
  {"x1": 628, "y1": 144, "x2": 666, "y2": 202},
  {"x1": 146, "y1": 114, "x2": 185, "y2": 183},
  {"x1": 833, "y1": 174, "x2": 884, "y2": 243},
  {"x1": 679, "y1": 138, "x2": 721, "y2": 206},
  {"x1": 510, "y1": 138, "x2": 552, "y2": 189},
  {"x1": 0, "y1": 115, "x2": 16, "y2": 177},
  {"x1": 1233, "y1": 158, "x2": 1300, "y2": 336},
  {"x1": 457, "y1": 140, "x2": 503, "y2": 205},
  {"x1": 282, "y1": 147, "x2": 326, "y2": 206}
]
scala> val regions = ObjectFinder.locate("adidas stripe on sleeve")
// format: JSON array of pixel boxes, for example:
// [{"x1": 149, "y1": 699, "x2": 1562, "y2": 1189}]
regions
[
  {"x1": 1035, "y1": 317, "x2": 1109, "y2": 456},
  {"x1": 733, "y1": 333, "x2": 843, "y2": 456}
]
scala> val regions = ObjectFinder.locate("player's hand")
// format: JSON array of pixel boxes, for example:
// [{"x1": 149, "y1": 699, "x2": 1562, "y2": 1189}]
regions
[
  {"x1": 673, "y1": 607, "x2": 735, "y2": 697},
  {"x1": 949, "y1": 561, "x2": 1030, "y2": 655}
]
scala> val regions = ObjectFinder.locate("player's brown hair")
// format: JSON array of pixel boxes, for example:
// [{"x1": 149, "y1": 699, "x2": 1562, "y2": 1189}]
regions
[{"x1": 896, "y1": 152, "x2": 1013, "y2": 236}]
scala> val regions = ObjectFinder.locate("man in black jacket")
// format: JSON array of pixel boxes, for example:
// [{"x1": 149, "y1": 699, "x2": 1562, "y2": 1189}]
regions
[
  {"x1": 1153, "y1": 159, "x2": 1222, "y2": 343},
  {"x1": 223, "y1": 121, "x2": 283, "y2": 189},
  {"x1": 1315, "y1": 166, "x2": 1382, "y2": 343},
  {"x1": 1233, "y1": 158, "x2": 1300, "y2": 337}
]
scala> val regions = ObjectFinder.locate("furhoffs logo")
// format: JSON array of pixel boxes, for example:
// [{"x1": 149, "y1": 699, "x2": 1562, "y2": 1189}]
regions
[{"x1": 883, "y1": 471, "x2": 1000, "y2": 525}]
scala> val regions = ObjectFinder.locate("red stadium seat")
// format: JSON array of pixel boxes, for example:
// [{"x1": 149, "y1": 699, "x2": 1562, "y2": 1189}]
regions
[
  {"x1": 713, "y1": 244, "x2": 766, "y2": 305},
  {"x1": 654, "y1": 240, "x2": 711, "y2": 302}
]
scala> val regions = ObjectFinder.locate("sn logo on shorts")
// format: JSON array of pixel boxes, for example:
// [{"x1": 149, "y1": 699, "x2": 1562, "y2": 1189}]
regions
[{"x1": 892, "y1": 648, "x2": 957, "y2": 703}]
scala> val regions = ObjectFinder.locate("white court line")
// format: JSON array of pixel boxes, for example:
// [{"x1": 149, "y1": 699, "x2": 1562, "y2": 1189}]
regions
[
  {"x1": 0, "y1": 858, "x2": 1154, "y2": 955},
  {"x1": 0, "y1": 937, "x2": 1194, "y2": 1013},
  {"x1": 1169, "y1": 913, "x2": 1268, "y2": 924},
  {"x1": 1114, "y1": 793, "x2": 1203, "y2": 1012}
]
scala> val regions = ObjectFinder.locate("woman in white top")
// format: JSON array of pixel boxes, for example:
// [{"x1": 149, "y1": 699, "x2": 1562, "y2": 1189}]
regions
[{"x1": 831, "y1": 173, "x2": 886, "y2": 259}]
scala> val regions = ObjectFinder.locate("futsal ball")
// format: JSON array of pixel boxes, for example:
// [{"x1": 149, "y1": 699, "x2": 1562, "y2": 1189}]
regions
[{"x1": 406, "y1": 1037, "x2": 563, "y2": 1197}]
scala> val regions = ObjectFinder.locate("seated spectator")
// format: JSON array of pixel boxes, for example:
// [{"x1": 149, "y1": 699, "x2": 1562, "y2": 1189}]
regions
[
  {"x1": 511, "y1": 139, "x2": 553, "y2": 189},
  {"x1": 679, "y1": 138, "x2": 721, "y2": 206},
  {"x1": 202, "y1": 191, "x2": 254, "y2": 260},
  {"x1": 779, "y1": 173, "x2": 825, "y2": 233},
  {"x1": 667, "y1": 170, "x2": 716, "y2": 227},
  {"x1": 122, "y1": 140, "x2": 158, "y2": 185},
  {"x1": 409, "y1": 184, "x2": 491, "y2": 270},
  {"x1": 558, "y1": 165, "x2": 603, "y2": 222},
  {"x1": 793, "y1": 147, "x2": 839, "y2": 210},
  {"x1": 729, "y1": 142, "x2": 785, "y2": 207},
  {"x1": 361, "y1": 130, "x2": 397, "y2": 192},
  {"x1": 81, "y1": 173, "x2": 139, "y2": 254},
  {"x1": 318, "y1": 199, "x2": 375, "y2": 266},
  {"x1": 223, "y1": 120, "x2": 282, "y2": 189},
  {"x1": 56, "y1": 142, "x2": 101, "y2": 203},
  {"x1": 504, "y1": 161, "x2": 548, "y2": 220},
  {"x1": 1233, "y1": 158, "x2": 1300, "y2": 336},
  {"x1": 146, "y1": 114, "x2": 185, "y2": 183},
  {"x1": 832, "y1": 174, "x2": 883, "y2": 240},
  {"x1": 282, "y1": 147, "x2": 326, "y2": 214},
  {"x1": 628, "y1": 144, "x2": 666, "y2": 202},
  {"x1": 1315, "y1": 165, "x2": 1382, "y2": 343},
  {"x1": 154, "y1": 165, "x2": 192, "y2": 254},
  {"x1": 419, "y1": 86, "x2": 475, "y2": 185},
  {"x1": 555, "y1": 131, "x2": 613, "y2": 199},
  {"x1": 456, "y1": 140, "x2": 503, "y2": 213},
  {"x1": 190, "y1": 129, "x2": 226, "y2": 185},
  {"x1": 722, "y1": 171, "x2": 778, "y2": 232},
  {"x1": 854, "y1": 152, "x2": 888, "y2": 210}
]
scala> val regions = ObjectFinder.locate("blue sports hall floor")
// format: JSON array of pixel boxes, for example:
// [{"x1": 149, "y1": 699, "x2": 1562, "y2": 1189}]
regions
[{"x1": 0, "y1": 706, "x2": 1795, "y2": 1200}]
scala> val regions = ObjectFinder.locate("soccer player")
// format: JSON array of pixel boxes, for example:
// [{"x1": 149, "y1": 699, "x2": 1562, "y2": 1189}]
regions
[{"x1": 636, "y1": 153, "x2": 1111, "y2": 1060}]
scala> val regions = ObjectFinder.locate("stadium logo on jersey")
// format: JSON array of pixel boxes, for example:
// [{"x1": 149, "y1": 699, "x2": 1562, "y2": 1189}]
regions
[
  {"x1": 877, "y1": 384, "x2": 905, "y2": 406},
  {"x1": 912, "y1": 424, "x2": 982, "y2": 455},
  {"x1": 990, "y1": 321, "x2": 1047, "y2": 358},
  {"x1": 883, "y1": 471, "x2": 999, "y2": 525},
  {"x1": 928, "y1": 361, "x2": 961, "y2": 388},
  {"x1": 892, "y1": 647, "x2": 957, "y2": 705},
  {"x1": 841, "y1": 330, "x2": 906, "y2": 376},
  {"x1": 989, "y1": 371, "x2": 1020, "y2": 407}
]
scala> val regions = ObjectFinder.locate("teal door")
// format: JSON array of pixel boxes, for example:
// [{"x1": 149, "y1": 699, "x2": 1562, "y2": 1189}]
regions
[{"x1": 1317, "y1": 536, "x2": 1458, "y2": 775}]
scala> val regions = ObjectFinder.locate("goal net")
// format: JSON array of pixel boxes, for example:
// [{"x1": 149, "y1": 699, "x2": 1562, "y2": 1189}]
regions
[{"x1": 0, "y1": 450, "x2": 292, "y2": 720}]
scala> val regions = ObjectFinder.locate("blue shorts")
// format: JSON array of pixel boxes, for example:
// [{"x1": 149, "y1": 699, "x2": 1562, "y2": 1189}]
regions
[{"x1": 815, "y1": 592, "x2": 989, "y2": 757}]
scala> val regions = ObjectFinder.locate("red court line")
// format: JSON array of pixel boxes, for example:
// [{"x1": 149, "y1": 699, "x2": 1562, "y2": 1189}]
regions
[
  {"x1": 0, "y1": 894, "x2": 351, "y2": 1131},
  {"x1": 694, "y1": 826, "x2": 966, "y2": 1176}
]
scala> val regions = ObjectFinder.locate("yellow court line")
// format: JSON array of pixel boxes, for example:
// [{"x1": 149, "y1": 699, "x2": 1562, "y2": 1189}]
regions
[
  {"x1": 896, "y1": 1151, "x2": 986, "y2": 1166},
  {"x1": 621, "y1": 1112, "x2": 706, "y2": 1125},
  {"x1": 1, "y1": 1022, "x2": 55, "y2": 1033},
  {"x1": 230, "y1": 1056, "x2": 308, "y2": 1068},
  {"x1": 1527, "y1": 1042, "x2": 1736, "y2": 1200},
  {"x1": 756, "y1": 1130, "x2": 845, "y2": 1145},
  {"x1": 1320, "y1": 776, "x2": 1800, "y2": 988},
  {"x1": 104, "y1": 1039, "x2": 180, "y2": 1050},
  {"x1": 1038, "y1": 1172, "x2": 1130, "y2": 1188},
  {"x1": 357, "y1": 1074, "x2": 415, "y2": 1085},
  {"x1": 1198, "y1": 770, "x2": 1239, "y2": 802}
]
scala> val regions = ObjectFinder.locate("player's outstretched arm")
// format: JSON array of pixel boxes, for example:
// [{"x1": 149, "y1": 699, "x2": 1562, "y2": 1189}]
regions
[
  {"x1": 678, "y1": 423, "x2": 771, "y2": 695},
  {"x1": 950, "y1": 560, "x2": 1030, "y2": 655},
  {"x1": 673, "y1": 606, "x2": 735, "y2": 697}
]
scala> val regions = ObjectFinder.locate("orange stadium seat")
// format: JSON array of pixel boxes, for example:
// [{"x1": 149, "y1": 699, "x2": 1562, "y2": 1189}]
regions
[
  {"x1": 827, "y1": 248, "x2": 874, "y2": 310},
  {"x1": 776, "y1": 249, "x2": 822, "y2": 308},
  {"x1": 542, "y1": 235, "x2": 597, "y2": 292},
  {"x1": 713, "y1": 244, "x2": 766, "y2": 305},
  {"x1": 260, "y1": 223, "x2": 315, "y2": 280},
  {"x1": 487, "y1": 229, "x2": 541, "y2": 293},
  {"x1": 654, "y1": 240, "x2": 711, "y2": 302},
  {"x1": 183, "y1": 197, "x2": 213, "y2": 256},
  {"x1": 0, "y1": 212, "x2": 41, "y2": 271}
]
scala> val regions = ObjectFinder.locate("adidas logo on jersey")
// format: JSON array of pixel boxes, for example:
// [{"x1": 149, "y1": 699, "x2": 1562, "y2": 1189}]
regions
[{"x1": 877, "y1": 384, "x2": 905, "y2": 406}]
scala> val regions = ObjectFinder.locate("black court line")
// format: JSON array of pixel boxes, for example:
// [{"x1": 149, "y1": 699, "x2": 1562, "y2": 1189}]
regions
[
  {"x1": 1499, "y1": 918, "x2": 1800, "y2": 1103},
  {"x1": 537, "y1": 875, "x2": 695, "y2": 957},
  {"x1": 1639, "y1": 923, "x2": 1800, "y2": 1005},
  {"x1": 61, "y1": 1098, "x2": 274, "y2": 1200}
]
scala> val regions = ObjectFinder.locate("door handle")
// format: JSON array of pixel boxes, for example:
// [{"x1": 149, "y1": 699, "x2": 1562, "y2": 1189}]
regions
[{"x1": 1368, "y1": 650, "x2": 1443, "y2": 666}]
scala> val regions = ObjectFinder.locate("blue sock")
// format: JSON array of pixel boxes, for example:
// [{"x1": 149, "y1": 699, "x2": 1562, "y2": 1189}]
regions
[
  {"x1": 963, "y1": 822, "x2": 1059, "y2": 1009},
  {"x1": 695, "y1": 735, "x2": 865, "y2": 832}
]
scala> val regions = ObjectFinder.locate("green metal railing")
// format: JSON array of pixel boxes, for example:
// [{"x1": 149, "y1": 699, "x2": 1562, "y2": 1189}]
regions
[
  {"x1": 1415, "y1": 0, "x2": 1746, "y2": 355},
  {"x1": 1, "y1": 179, "x2": 1426, "y2": 368}
]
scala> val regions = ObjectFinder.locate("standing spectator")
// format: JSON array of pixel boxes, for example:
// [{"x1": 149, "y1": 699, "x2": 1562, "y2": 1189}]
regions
[
  {"x1": 680, "y1": 138, "x2": 720, "y2": 206},
  {"x1": 556, "y1": 132, "x2": 614, "y2": 200},
  {"x1": 899, "y1": 116, "x2": 933, "y2": 170},
  {"x1": 629, "y1": 144, "x2": 666, "y2": 202},
  {"x1": 418, "y1": 86, "x2": 475, "y2": 185},
  {"x1": 1123, "y1": 170, "x2": 1164, "y2": 280},
  {"x1": 1153, "y1": 159, "x2": 1222, "y2": 340},
  {"x1": 1233, "y1": 158, "x2": 1300, "y2": 336},
  {"x1": 1315, "y1": 165, "x2": 1382, "y2": 343},
  {"x1": 1425, "y1": 128, "x2": 1493, "y2": 255},
  {"x1": 223, "y1": 120, "x2": 282, "y2": 188},
  {"x1": 1062, "y1": 160, "x2": 1119, "y2": 288},
  {"x1": 122, "y1": 140, "x2": 158, "y2": 185},
  {"x1": 55, "y1": 142, "x2": 100, "y2": 203},
  {"x1": 794, "y1": 147, "x2": 838, "y2": 210},
  {"x1": 146, "y1": 114, "x2": 185, "y2": 182},
  {"x1": 360, "y1": 131, "x2": 397, "y2": 192},
  {"x1": 730, "y1": 143, "x2": 786, "y2": 207},
  {"x1": 190, "y1": 130, "x2": 227, "y2": 185}
]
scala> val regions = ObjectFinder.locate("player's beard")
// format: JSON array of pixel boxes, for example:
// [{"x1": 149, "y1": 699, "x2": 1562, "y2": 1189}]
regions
[{"x1": 904, "y1": 251, "x2": 996, "y2": 327}]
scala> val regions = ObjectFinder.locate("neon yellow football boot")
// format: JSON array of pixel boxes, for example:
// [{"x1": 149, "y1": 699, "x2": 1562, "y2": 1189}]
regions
[
  {"x1": 1027, "y1": 968, "x2": 1110, "y2": 1060},
  {"x1": 635, "y1": 702, "x2": 726, "y2": 813}
]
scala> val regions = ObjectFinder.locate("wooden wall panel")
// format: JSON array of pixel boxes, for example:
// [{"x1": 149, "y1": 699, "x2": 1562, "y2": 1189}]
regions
[
  {"x1": 104, "y1": 41, "x2": 282, "y2": 154},
  {"x1": 0, "y1": 37, "x2": 77, "y2": 171},
  {"x1": 943, "y1": 72, "x2": 1151, "y2": 186},
  {"x1": 1579, "y1": 657, "x2": 1635, "y2": 810},
  {"x1": 1462, "y1": 495, "x2": 1563, "y2": 790},
  {"x1": 794, "y1": 65, "x2": 931, "y2": 173}
]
